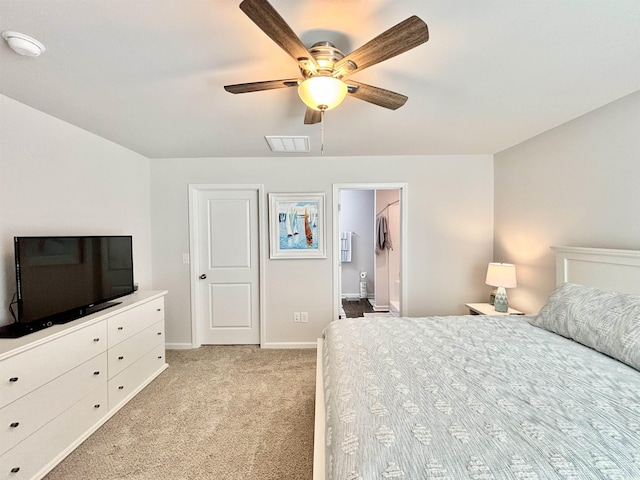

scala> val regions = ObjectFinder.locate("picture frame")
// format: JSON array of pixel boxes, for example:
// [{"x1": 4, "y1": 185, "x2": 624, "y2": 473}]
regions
[{"x1": 269, "y1": 193, "x2": 326, "y2": 259}]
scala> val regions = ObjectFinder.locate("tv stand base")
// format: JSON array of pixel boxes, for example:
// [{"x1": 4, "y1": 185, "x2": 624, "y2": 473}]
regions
[
  {"x1": 83, "y1": 301, "x2": 121, "y2": 316},
  {"x1": 0, "y1": 321, "x2": 51, "y2": 339},
  {"x1": 0, "y1": 302, "x2": 122, "y2": 339}
]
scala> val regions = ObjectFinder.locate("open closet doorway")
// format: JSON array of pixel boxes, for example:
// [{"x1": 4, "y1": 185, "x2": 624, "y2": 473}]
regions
[{"x1": 332, "y1": 183, "x2": 408, "y2": 320}]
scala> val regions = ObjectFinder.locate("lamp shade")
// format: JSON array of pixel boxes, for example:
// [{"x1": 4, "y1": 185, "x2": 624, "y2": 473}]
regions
[
  {"x1": 297, "y1": 76, "x2": 347, "y2": 111},
  {"x1": 485, "y1": 263, "x2": 517, "y2": 288}
]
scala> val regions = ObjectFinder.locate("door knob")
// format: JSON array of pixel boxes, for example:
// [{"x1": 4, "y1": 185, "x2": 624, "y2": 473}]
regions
[{"x1": 199, "y1": 274, "x2": 207, "y2": 279}]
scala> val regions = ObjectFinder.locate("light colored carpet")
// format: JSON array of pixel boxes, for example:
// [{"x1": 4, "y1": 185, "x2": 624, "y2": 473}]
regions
[{"x1": 44, "y1": 346, "x2": 317, "y2": 480}]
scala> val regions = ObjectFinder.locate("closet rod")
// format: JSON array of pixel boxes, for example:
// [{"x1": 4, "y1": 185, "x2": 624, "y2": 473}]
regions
[{"x1": 376, "y1": 199, "x2": 399, "y2": 216}]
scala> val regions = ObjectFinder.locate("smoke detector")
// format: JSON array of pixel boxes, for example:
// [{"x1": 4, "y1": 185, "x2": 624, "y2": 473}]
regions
[{"x1": 2, "y1": 31, "x2": 45, "y2": 57}]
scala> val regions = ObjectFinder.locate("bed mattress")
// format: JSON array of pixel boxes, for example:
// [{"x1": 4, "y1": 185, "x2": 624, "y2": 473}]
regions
[{"x1": 322, "y1": 316, "x2": 640, "y2": 479}]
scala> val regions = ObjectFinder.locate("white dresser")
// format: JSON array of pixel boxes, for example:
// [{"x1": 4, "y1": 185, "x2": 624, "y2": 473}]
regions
[{"x1": 0, "y1": 290, "x2": 168, "y2": 480}]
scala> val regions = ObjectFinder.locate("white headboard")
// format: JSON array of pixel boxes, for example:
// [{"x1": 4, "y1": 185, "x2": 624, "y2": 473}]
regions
[{"x1": 551, "y1": 246, "x2": 640, "y2": 295}]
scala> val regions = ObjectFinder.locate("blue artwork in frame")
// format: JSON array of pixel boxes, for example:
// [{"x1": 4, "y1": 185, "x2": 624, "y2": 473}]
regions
[{"x1": 269, "y1": 193, "x2": 326, "y2": 259}]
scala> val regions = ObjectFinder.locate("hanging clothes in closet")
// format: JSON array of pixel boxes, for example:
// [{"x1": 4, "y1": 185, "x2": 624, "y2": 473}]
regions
[{"x1": 375, "y1": 215, "x2": 392, "y2": 255}]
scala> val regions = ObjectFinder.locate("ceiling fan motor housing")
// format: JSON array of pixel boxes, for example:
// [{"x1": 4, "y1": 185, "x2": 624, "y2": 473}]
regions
[
  {"x1": 300, "y1": 42, "x2": 357, "y2": 80},
  {"x1": 303, "y1": 42, "x2": 344, "y2": 77}
]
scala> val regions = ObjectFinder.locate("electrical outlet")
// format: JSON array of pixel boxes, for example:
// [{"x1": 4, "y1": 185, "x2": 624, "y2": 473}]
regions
[
  {"x1": 293, "y1": 312, "x2": 301, "y2": 323},
  {"x1": 300, "y1": 312, "x2": 308, "y2": 323}
]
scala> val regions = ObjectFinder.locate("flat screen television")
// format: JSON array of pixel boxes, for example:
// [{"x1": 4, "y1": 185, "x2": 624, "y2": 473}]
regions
[{"x1": 0, "y1": 235, "x2": 134, "y2": 338}]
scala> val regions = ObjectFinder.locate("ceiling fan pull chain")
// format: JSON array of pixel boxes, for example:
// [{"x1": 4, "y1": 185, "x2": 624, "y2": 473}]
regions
[{"x1": 321, "y1": 109, "x2": 325, "y2": 156}]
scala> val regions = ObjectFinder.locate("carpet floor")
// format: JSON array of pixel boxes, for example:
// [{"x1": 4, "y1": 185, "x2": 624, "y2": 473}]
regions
[{"x1": 44, "y1": 346, "x2": 317, "y2": 480}]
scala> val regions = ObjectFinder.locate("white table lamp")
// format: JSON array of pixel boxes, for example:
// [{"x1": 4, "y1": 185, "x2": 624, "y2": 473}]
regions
[{"x1": 485, "y1": 263, "x2": 516, "y2": 313}]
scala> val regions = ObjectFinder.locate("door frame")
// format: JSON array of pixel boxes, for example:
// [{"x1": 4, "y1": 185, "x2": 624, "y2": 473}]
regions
[
  {"x1": 332, "y1": 182, "x2": 408, "y2": 320},
  {"x1": 188, "y1": 184, "x2": 267, "y2": 348}
]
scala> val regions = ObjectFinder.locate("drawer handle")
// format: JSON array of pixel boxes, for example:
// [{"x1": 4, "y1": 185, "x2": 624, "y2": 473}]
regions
[
  {"x1": 117, "y1": 326, "x2": 124, "y2": 331},
  {"x1": 157, "y1": 332, "x2": 162, "y2": 336},
  {"x1": 94, "y1": 404, "x2": 101, "y2": 409},
  {"x1": 93, "y1": 338, "x2": 100, "y2": 342},
  {"x1": 118, "y1": 385, "x2": 124, "y2": 390},
  {"x1": 93, "y1": 371, "x2": 100, "y2": 375},
  {"x1": 157, "y1": 308, "x2": 162, "y2": 312},
  {"x1": 118, "y1": 356, "x2": 124, "y2": 360},
  {"x1": 158, "y1": 356, "x2": 163, "y2": 359},
  {"x1": 9, "y1": 377, "x2": 18, "y2": 382},
  {"x1": 10, "y1": 422, "x2": 19, "y2": 428},
  {"x1": 11, "y1": 467, "x2": 20, "y2": 473}
]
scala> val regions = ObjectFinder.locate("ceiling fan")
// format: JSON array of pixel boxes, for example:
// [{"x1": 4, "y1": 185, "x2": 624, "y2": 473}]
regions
[{"x1": 224, "y1": 0, "x2": 429, "y2": 124}]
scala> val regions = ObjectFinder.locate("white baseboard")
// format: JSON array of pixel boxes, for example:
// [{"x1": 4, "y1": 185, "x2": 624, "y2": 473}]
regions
[
  {"x1": 373, "y1": 305, "x2": 390, "y2": 312},
  {"x1": 261, "y1": 342, "x2": 317, "y2": 349},
  {"x1": 165, "y1": 342, "x2": 194, "y2": 350},
  {"x1": 341, "y1": 294, "x2": 374, "y2": 300}
]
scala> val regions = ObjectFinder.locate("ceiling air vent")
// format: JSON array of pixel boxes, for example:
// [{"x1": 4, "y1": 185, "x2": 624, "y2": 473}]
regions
[{"x1": 265, "y1": 136, "x2": 310, "y2": 153}]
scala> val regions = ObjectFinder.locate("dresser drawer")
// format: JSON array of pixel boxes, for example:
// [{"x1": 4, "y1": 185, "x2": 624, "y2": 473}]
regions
[
  {"x1": 108, "y1": 320, "x2": 164, "y2": 379},
  {"x1": 0, "y1": 352, "x2": 107, "y2": 456},
  {"x1": 0, "y1": 321, "x2": 107, "y2": 408},
  {"x1": 107, "y1": 297, "x2": 164, "y2": 348},
  {"x1": 0, "y1": 385, "x2": 107, "y2": 480},
  {"x1": 108, "y1": 344, "x2": 165, "y2": 410}
]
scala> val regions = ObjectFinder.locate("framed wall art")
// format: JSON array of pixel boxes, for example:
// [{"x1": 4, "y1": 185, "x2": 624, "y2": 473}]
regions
[{"x1": 269, "y1": 193, "x2": 326, "y2": 259}]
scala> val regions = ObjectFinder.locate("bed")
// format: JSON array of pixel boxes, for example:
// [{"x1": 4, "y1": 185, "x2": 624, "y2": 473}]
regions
[{"x1": 313, "y1": 246, "x2": 640, "y2": 479}]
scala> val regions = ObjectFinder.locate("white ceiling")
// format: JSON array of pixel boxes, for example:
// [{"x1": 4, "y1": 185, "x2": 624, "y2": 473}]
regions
[{"x1": 1, "y1": 0, "x2": 639, "y2": 158}]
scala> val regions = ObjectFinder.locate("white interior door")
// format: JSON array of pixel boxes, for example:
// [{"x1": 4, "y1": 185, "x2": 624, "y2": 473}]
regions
[{"x1": 195, "y1": 188, "x2": 260, "y2": 345}]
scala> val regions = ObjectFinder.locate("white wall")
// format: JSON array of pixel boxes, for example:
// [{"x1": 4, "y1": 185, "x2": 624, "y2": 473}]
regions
[
  {"x1": 494, "y1": 91, "x2": 640, "y2": 313},
  {"x1": 339, "y1": 190, "x2": 374, "y2": 298},
  {"x1": 150, "y1": 155, "x2": 494, "y2": 346},
  {"x1": 0, "y1": 94, "x2": 153, "y2": 327}
]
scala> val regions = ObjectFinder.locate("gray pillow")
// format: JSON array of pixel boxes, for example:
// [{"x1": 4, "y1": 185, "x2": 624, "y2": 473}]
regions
[{"x1": 529, "y1": 282, "x2": 640, "y2": 371}]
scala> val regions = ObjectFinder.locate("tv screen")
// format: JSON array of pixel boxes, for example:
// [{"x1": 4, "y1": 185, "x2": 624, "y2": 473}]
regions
[{"x1": 14, "y1": 236, "x2": 134, "y2": 328}]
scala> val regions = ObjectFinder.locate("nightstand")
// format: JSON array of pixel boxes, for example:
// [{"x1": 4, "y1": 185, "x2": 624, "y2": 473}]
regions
[{"x1": 465, "y1": 303, "x2": 524, "y2": 316}]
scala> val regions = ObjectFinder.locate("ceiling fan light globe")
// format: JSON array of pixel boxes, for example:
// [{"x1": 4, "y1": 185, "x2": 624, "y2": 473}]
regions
[{"x1": 298, "y1": 76, "x2": 347, "y2": 111}]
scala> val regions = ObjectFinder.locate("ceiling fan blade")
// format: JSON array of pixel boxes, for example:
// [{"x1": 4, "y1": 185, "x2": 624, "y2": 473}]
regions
[
  {"x1": 224, "y1": 78, "x2": 299, "y2": 94},
  {"x1": 335, "y1": 16, "x2": 428, "y2": 77},
  {"x1": 346, "y1": 80, "x2": 408, "y2": 110},
  {"x1": 239, "y1": 0, "x2": 319, "y2": 71},
  {"x1": 304, "y1": 108, "x2": 322, "y2": 125}
]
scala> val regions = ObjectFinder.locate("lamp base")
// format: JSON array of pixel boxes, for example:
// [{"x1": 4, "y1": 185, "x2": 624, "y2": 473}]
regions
[
  {"x1": 494, "y1": 287, "x2": 508, "y2": 313},
  {"x1": 489, "y1": 288, "x2": 497, "y2": 305}
]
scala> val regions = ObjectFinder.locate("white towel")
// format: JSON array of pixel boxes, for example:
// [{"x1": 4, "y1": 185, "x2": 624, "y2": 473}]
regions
[{"x1": 340, "y1": 231, "x2": 352, "y2": 263}]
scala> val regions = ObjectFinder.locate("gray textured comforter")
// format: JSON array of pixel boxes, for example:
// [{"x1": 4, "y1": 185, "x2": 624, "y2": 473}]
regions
[{"x1": 322, "y1": 316, "x2": 640, "y2": 479}]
